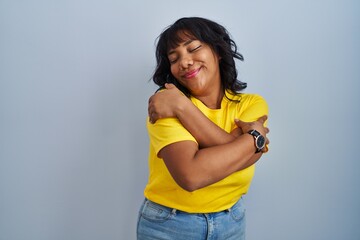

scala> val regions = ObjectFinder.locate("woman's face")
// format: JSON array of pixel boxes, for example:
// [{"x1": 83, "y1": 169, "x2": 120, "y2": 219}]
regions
[{"x1": 167, "y1": 36, "x2": 221, "y2": 97}]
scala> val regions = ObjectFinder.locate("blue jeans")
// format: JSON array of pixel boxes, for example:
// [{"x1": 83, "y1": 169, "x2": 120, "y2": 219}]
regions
[{"x1": 137, "y1": 197, "x2": 246, "y2": 240}]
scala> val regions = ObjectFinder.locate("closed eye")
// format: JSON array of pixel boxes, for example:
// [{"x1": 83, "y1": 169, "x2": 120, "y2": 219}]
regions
[
  {"x1": 168, "y1": 44, "x2": 202, "y2": 64},
  {"x1": 169, "y1": 58, "x2": 178, "y2": 64},
  {"x1": 189, "y1": 45, "x2": 202, "y2": 52}
]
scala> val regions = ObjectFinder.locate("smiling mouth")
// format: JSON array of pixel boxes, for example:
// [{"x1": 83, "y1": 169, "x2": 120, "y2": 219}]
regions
[{"x1": 183, "y1": 68, "x2": 201, "y2": 79}]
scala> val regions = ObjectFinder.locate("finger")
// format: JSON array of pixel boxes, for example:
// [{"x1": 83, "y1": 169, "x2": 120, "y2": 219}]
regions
[
  {"x1": 148, "y1": 107, "x2": 158, "y2": 120},
  {"x1": 148, "y1": 105, "x2": 153, "y2": 117},
  {"x1": 262, "y1": 145, "x2": 269, "y2": 153},
  {"x1": 148, "y1": 95, "x2": 154, "y2": 104},
  {"x1": 165, "y1": 83, "x2": 176, "y2": 89},
  {"x1": 149, "y1": 112, "x2": 156, "y2": 124},
  {"x1": 149, "y1": 113, "x2": 153, "y2": 123},
  {"x1": 234, "y1": 119, "x2": 241, "y2": 127},
  {"x1": 234, "y1": 118, "x2": 246, "y2": 127},
  {"x1": 258, "y1": 115, "x2": 268, "y2": 123},
  {"x1": 265, "y1": 127, "x2": 270, "y2": 134},
  {"x1": 151, "y1": 112, "x2": 160, "y2": 123}
]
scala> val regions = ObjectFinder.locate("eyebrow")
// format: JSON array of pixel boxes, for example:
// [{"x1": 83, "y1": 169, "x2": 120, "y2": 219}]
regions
[{"x1": 168, "y1": 39, "x2": 194, "y2": 55}]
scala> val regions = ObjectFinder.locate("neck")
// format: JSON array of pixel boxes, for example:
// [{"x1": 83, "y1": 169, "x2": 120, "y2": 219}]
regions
[{"x1": 195, "y1": 88, "x2": 224, "y2": 109}]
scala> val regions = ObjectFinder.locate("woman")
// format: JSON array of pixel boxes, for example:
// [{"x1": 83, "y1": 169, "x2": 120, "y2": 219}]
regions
[{"x1": 137, "y1": 17, "x2": 269, "y2": 240}]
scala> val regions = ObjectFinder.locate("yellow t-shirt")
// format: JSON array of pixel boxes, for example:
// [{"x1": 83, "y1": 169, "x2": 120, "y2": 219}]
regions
[{"x1": 144, "y1": 92, "x2": 268, "y2": 213}]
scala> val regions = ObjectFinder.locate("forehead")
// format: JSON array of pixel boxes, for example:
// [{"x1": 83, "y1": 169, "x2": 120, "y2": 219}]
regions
[{"x1": 166, "y1": 30, "x2": 197, "y2": 51}]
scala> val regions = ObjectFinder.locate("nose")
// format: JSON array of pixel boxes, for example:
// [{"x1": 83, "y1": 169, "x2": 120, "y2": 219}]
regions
[{"x1": 179, "y1": 55, "x2": 193, "y2": 70}]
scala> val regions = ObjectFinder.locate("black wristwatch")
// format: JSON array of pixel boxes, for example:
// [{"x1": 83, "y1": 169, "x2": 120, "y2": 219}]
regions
[{"x1": 247, "y1": 130, "x2": 266, "y2": 153}]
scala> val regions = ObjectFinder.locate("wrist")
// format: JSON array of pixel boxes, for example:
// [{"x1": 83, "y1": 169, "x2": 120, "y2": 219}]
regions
[
  {"x1": 247, "y1": 129, "x2": 266, "y2": 153},
  {"x1": 237, "y1": 133, "x2": 258, "y2": 154},
  {"x1": 175, "y1": 96, "x2": 192, "y2": 118}
]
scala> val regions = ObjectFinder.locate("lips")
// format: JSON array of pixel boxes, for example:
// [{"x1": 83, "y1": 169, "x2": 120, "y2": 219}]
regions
[{"x1": 183, "y1": 68, "x2": 201, "y2": 79}]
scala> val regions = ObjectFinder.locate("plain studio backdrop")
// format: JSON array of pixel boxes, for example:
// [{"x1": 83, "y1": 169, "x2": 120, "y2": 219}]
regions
[{"x1": 1, "y1": 0, "x2": 359, "y2": 239}]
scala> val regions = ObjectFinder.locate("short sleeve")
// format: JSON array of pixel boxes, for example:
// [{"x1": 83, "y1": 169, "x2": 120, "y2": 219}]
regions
[
  {"x1": 147, "y1": 117, "x2": 197, "y2": 156},
  {"x1": 239, "y1": 95, "x2": 269, "y2": 125}
]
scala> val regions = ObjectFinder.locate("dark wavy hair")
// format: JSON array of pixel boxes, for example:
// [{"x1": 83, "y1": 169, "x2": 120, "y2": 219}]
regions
[{"x1": 152, "y1": 17, "x2": 247, "y2": 96}]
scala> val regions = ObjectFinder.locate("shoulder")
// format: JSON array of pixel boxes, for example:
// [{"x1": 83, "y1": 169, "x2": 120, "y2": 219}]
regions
[
  {"x1": 229, "y1": 93, "x2": 269, "y2": 122},
  {"x1": 240, "y1": 93, "x2": 267, "y2": 106},
  {"x1": 226, "y1": 92, "x2": 267, "y2": 105}
]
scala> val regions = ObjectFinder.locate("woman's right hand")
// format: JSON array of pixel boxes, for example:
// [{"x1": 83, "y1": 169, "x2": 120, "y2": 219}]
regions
[{"x1": 148, "y1": 83, "x2": 187, "y2": 123}]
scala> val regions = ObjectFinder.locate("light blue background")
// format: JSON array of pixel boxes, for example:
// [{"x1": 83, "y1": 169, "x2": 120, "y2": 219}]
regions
[{"x1": 1, "y1": 0, "x2": 359, "y2": 239}]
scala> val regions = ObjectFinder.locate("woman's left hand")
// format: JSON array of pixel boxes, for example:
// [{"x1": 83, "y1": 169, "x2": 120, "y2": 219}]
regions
[
  {"x1": 234, "y1": 116, "x2": 270, "y2": 153},
  {"x1": 148, "y1": 83, "x2": 187, "y2": 123}
]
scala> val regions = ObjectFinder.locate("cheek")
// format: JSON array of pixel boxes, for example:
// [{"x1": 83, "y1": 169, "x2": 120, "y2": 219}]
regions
[{"x1": 170, "y1": 65, "x2": 178, "y2": 77}]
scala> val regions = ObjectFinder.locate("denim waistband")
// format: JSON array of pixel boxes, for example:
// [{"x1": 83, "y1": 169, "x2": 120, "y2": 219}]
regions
[{"x1": 144, "y1": 197, "x2": 243, "y2": 215}]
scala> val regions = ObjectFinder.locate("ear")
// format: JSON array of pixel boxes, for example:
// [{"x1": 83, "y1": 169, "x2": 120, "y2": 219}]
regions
[{"x1": 214, "y1": 53, "x2": 221, "y2": 61}]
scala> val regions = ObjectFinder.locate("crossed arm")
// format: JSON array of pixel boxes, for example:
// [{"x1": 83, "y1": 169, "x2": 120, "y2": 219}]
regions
[{"x1": 148, "y1": 84, "x2": 269, "y2": 192}]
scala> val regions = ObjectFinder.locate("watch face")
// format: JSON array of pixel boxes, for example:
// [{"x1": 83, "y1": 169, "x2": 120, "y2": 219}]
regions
[{"x1": 256, "y1": 135, "x2": 266, "y2": 149}]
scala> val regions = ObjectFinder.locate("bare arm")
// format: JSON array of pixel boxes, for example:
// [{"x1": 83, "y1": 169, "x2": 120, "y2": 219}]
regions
[
  {"x1": 148, "y1": 84, "x2": 237, "y2": 147},
  {"x1": 159, "y1": 133, "x2": 258, "y2": 192},
  {"x1": 148, "y1": 84, "x2": 269, "y2": 149},
  {"x1": 149, "y1": 84, "x2": 269, "y2": 191}
]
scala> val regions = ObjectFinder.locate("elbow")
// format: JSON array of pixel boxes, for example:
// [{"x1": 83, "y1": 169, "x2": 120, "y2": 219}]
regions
[
  {"x1": 180, "y1": 183, "x2": 198, "y2": 192},
  {"x1": 175, "y1": 175, "x2": 202, "y2": 192}
]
